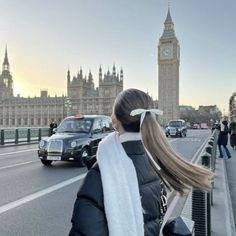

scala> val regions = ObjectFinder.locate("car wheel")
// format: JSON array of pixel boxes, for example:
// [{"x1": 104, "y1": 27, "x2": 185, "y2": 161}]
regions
[
  {"x1": 166, "y1": 133, "x2": 169, "y2": 137},
  {"x1": 78, "y1": 147, "x2": 89, "y2": 167},
  {"x1": 41, "y1": 159, "x2": 52, "y2": 166}
]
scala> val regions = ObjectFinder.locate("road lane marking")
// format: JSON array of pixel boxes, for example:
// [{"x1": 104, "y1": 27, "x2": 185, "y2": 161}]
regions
[
  {"x1": 0, "y1": 173, "x2": 87, "y2": 215},
  {"x1": 0, "y1": 149, "x2": 38, "y2": 157},
  {"x1": 0, "y1": 149, "x2": 38, "y2": 156},
  {"x1": 0, "y1": 160, "x2": 38, "y2": 170},
  {"x1": 192, "y1": 133, "x2": 212, "y2": 164},
  {"x1": 169, "y1": 138, "x2": 178, "y2": 142},
  {"x1": 184, "y1": 138, "x2": 201, "y2": 142}
]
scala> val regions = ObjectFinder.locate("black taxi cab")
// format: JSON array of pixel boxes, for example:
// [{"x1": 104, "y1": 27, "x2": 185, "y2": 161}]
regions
[
  {"x1": 165, "y1": 119, "x2": 187, "y2": 138},
  {"x1": 38, "y1": 114, "x2": 112, "y2": 166}
]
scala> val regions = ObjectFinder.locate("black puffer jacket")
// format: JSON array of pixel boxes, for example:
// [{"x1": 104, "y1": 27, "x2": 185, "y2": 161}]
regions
[
  {"x1": 69, "y1": 140, "x2": 162, "y2": 236},
  {"x1": 217, "y1": 121, "x2": 229, "y2": 146}
]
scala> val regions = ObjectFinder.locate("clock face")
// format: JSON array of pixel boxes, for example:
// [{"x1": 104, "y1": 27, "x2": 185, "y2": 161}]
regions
[{"x1": 162, "y1": 47, "x2": 171, "y2": 56}]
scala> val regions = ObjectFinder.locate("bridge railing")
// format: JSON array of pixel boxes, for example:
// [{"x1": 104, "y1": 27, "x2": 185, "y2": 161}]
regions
[
  {"x1": 191, "y1": 130, "x2": 218, "y2": 236},
  {"x1": 0, "y1": 127, "x2": 50, "y2": 145}
]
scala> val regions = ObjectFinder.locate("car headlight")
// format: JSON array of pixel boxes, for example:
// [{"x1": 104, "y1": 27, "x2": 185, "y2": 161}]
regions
[
  {"x1": 71, "y1": 141, "x2": 77, "y2": 148},
  {"x1": 39, "y1": 140, "x2": 46, "y2": 148}
]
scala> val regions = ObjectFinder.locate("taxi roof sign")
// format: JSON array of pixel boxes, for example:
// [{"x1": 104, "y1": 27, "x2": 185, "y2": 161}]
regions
[{"x1": 74, "y1": 114, "x2": 84, "y2": 119}]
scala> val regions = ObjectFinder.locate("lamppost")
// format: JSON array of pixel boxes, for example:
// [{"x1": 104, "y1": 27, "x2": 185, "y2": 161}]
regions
[{"x1": 64, "y1": 97, "x2": 72, "y2": 117}]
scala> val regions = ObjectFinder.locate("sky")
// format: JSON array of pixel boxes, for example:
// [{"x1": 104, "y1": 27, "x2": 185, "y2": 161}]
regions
[{"x1": 0, "y1": 0, "x2": 236, "y2": 114}]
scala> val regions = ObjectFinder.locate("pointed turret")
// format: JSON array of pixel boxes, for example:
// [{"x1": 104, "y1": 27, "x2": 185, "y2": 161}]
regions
[
  {"x1": 112, "y1": 64, "x2": 116, "y2": 76},
  {"x1": 99, "y1": 65, "x2": 103, "y2": 81},
  {"x1": 165, "y1": 8, "x2": 173, "y2": 24},
  {"x1": 161, "y1": 8, "x2": 175, "y2": 39},
  {"x1": 3, "y1": 46, "x2": 9, "y2": 65},
  {"x1": 88, "y1": 70, "x2": 93, "y2": 82},
  {"x1": 120, "y1": 68, "x2": 123, "y2": 80},
  {"x1": 76, "y1": 66, "x2": 83, "y2": 80},
  {"x1": 3, "y1": 46, "x2": 10, "y2": 71},
  {"x1": 67, "y1": 69, "x2": 71, "y2": 84}
]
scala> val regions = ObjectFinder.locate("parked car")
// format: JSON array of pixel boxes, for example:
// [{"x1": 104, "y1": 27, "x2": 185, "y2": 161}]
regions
[
  {"x1": 165, "y1": 119, "x2": 187, "y2": 137},
  {"x1": 38, "y1": 114, "x2": 113, "y2": 166}
]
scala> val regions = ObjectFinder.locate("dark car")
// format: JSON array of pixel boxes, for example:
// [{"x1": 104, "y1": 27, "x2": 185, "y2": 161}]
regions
[
  {"x1": 38, "y1": 114, "x2": 112, "y2": 166},
  {"x1": 165, "y1": 119, "x2": 187, "y2": 137}
]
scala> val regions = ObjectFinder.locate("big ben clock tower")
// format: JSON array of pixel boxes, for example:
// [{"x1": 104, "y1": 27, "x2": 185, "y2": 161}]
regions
[{"x1": 158, "y1": 8, "x2": 180, "y2": 125}]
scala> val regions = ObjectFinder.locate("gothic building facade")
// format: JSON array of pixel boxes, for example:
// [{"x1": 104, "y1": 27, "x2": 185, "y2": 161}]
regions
[
  {"x1": 67, "y1": 65, "x2": 123, "y2": 116},
  {"x1": 158, "y1": 9, "x2": 180, "y2": 125},
  {"x1": 0, "y1": 47, "x2": 123, "y2": 128}
]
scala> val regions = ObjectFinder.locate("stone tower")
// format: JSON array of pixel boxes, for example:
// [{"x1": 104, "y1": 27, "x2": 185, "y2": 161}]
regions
[
  {"x1": 0, "y1": 46, "x2": 13, "y2": 99},
  {"x1": 158, "y1": 8, "x2": 180, "y2": 125},
  {"x1": 98, "y1": 65, "x2": 123, "y2": 115}
]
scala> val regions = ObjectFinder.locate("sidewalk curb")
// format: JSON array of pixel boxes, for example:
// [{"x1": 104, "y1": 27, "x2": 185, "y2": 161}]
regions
[{"x1": 222, "y1": 158, "x2": 236, "y2": 235}]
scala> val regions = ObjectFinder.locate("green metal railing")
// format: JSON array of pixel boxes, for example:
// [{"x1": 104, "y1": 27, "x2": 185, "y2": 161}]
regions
[{"x1": 0, "y1": 127, "x2": 50, "y2": 145}]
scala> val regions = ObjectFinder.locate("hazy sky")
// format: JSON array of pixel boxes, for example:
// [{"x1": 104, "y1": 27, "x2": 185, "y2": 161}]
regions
[{"x1": 0, "y1": 0, "x2": 236, "y2": 113}]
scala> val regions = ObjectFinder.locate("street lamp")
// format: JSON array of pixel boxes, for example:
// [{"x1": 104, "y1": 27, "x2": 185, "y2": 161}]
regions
[{"x1": 64, "y1": 98, "x2": 72, "y2": 117}]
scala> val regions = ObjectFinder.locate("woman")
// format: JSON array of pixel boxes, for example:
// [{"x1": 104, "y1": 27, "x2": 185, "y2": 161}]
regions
[
  {"x1": 69, "y1": 88, "x2": 213, "y2": 236},
  {"x1": 217, "y1": 119, "x2": 231, "y2": 158}
]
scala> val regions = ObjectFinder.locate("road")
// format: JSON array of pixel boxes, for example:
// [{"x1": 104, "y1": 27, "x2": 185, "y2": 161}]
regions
[{"x1": 0, "y1": 129, "x2": 210, "y2": 236}]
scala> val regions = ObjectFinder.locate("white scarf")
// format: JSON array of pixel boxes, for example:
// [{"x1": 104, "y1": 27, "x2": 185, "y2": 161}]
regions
[{"x1": 97, "y1": 132, "x2": 144, "y2": 236}]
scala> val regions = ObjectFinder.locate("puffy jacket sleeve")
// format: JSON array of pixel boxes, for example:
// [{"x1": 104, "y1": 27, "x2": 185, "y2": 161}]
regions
[{"x1": 69, "y1": 165, "x2": 108, "y2": 236}]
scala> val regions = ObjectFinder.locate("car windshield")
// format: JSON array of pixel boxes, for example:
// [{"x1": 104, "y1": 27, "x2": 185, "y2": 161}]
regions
[
  {"x1": 57, "y1": 118, "x2": 92, "y2": 133},
  {"x1": 168, "y1": 121, "x2": 183, "y2": 127}
]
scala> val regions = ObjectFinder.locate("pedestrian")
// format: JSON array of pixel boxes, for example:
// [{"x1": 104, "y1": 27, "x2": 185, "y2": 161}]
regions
[
  {"x1": 229, "y1": 121, "x2": 236, "y2": 150},
  {"x1": 53, "y1": 122, "x2": 57, "y2": 129},
  {"x1": 69, "y1": 88, "x2": 213, "y2": 236},
  {"x1": 217, "y1": 118, "x2": 231, "y2": 158},
  {"x1": 49, "y1": 121, "x2": 57, "y2": 136}
]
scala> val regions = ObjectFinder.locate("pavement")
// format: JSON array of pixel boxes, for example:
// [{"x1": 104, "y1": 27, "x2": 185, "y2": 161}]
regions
[
  {"x1": 225, "y1": 146, "x2": 236, "y2": 234},
  {"x1": 180, "y1": 141, "x2": 236, "y2": 236},
  {"x1": 211, "y1": 145, "x2": 236, "y2": 236}
]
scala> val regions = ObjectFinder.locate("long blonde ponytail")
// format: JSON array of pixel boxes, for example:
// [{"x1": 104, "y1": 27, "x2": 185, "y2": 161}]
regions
[{"x1": 141, "y1": 113, "x2": 213, "y2": 195}]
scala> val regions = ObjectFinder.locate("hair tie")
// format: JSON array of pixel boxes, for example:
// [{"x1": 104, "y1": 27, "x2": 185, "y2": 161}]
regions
[{"x1": 130, "y1": 108, "x2": 163, "y2": 128}]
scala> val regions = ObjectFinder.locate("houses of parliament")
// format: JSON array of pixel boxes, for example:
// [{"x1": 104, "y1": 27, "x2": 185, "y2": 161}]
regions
[
  {"x1": 0, "y1": 48, "x2": 123, "y2": 128},
  {"x1": 0, "y1": 8, "x2": 199, "y2": 128}
]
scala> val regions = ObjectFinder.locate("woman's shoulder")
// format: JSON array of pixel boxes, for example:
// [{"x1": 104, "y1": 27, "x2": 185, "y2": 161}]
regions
[
  {"x1": 77, "y1": 163, "x2": 103, "y2": 202},
  {"x1": 83, "y1": 162, "x2": 101, "y2": 184}
]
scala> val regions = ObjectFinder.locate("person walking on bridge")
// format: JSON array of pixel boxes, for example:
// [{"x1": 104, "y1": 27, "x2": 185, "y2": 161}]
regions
[
  {"x1": 217, "y1": 118, "x2": 231, "y2": 159},
  {"x1": 69, "y1": 88, "x2": 213, "y2": 236}
]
